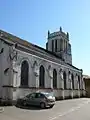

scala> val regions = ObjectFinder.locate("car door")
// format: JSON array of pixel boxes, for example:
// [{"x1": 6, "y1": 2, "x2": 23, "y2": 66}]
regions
[
  {"x1": 34, "y1": 93, "x2": 45, "y2": 106},
  {"x1": 27, "y1": 93, "x2": 36, "y2": 105}
]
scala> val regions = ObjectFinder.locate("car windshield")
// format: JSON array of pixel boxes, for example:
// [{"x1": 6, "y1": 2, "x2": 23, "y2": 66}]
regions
[{"x1": 25, "y1": 93, "x2": 31, "y2": 98}]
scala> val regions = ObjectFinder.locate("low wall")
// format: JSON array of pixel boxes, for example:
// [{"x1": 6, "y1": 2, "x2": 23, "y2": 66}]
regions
[
  {"x1": 13, "y1": 88, "x2": 84, "y2": 100},
  {"x1": 73, "y1": 90, "x2": 79, "y2": 98},
  {"x1": 13, "y1": 87, "x2": 53, "y2": 100},
  {"x1": 80, "y1": 90, "x2": 86, "y2": 97},
  {"x1": 0, "y1": 87, "x2": 86, "y2": 105},
  {"x1": 53, "y1": 89, "x2": 64, "y2": 100},
  {"x1": 82, "y1": 90, "x2": 86, "y2": 97}
]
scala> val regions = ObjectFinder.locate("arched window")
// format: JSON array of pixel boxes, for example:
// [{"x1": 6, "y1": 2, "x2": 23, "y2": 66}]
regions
[
  {"x1": 55, "y1": 40, "x2": 57, "y2": 52},
  {"x1": 69, "y1": 71, "x2": 70, "y2": 74},
  {"x1": 63, "y1": 71, "x2": 67, "y2": 89},
  {"x1": 21, "y1": 60, "x2": 29, "y2": 87},
  {"x1": 53, "y1": 69, "x2": 57, "y2": 88},
  {"x1": 39, "y1": 65, "x2": 45, "y2": 88},
  {"x1": 52, "y1": 40, "x2": 54, "y2": 52},
  {"x1": 60, "y1": 39, "x2": 63, "y2": 51},
  {"x1": 78, "y1": 76, "x2": 80, "y2": 89},
  {"x1": 72, "y1": 74, "x2": 74, "y2": 89},
  {"x1": 68, "y1": 71, "x2": 71, "y2": 79}
]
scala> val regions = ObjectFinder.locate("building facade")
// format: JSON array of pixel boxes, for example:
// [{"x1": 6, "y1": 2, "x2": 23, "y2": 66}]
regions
[
  {"x1": 83, "y1": 75, "x2": 90, "y2": 97},
  {"x1": 0, "y1": 27, "x2": 85, "y2": 103}
]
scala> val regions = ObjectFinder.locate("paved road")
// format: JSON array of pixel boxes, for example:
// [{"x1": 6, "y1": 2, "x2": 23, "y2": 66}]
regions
[{"x1": 0, "y1": 98, "x2": 90, "y2": 120}]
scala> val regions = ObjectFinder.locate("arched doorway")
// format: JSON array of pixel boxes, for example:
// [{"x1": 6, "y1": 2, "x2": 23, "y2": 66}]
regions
[
  {"x1": 21, "y1": 60, "x2": 29, "y2": 87},
  {"x1": 39, "y1": 65, "x2": 45, "y2": 88},
  {"x1": 53, "y1": 69, "x2": 57, "y2": 88},
  {"x1": 63, "y1": 71, "x2": 67, "y2": 89}
]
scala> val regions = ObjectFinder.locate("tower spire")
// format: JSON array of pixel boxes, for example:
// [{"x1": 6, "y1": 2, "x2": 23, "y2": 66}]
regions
[
  {"x1": 48, "y1": 30, "x2": 50, "y2": 38},
  {"x1": 67, "y1": 32, "x2": 69, "y2": 39},
  {"x1": 60, "y1": 26, "x2": 62, "y2": 32}
]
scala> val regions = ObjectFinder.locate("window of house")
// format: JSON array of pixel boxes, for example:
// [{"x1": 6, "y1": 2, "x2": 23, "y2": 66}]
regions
[
  {"x1": 21, "y1": 60, "x2": 29, "y2": 87},
  {"x1": 63, "y1": 71, "x2": 67, "y2": 89},
  {"x1": 53, "y1": 69, "x2": 57, "y2": 88},
  {"x1": 52, "y1": 40, "x2": 54, "y2": 52},
  {"x1": 39, "y1": 65, "x2": 45, "y2": 88}
]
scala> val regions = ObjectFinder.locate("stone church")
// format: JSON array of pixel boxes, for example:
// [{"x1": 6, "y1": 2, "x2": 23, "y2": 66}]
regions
[{"x1": 0, "y1": 27, "x2": 85, "y2": 103}]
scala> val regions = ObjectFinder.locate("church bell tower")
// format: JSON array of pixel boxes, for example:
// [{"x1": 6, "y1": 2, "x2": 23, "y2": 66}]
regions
[{"x1": 46, "y1": 27, "x2": 72, "y2": 64}]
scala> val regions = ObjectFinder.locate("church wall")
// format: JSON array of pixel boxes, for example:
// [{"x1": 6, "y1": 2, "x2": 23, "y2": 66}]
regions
[
  {"x1": 11, "y1": 47, "x2": 84, "y2": 100},
  {"x1": 0, "y1": 41, "x2": 85, "y2": 101},
  {"x1": 0, "y1": 40, "x2": 13, "y2": 100},
  {"x1": 0, "y1": 30, "x2": 86, "y2": 104}
]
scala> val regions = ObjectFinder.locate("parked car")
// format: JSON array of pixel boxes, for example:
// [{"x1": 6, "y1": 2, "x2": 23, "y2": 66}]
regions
[{"x1": 16, "y1": 92, "x2": 55, "y2": 109}]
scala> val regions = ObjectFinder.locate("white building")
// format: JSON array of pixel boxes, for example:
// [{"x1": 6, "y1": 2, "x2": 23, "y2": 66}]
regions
[{"x1": 0, "y1": 27, "x2": 85, "y2": 103}]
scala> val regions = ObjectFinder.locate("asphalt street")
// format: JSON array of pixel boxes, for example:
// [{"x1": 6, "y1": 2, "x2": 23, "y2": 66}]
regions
[{"x1": 0, "y1": 98, "x2": 90, "y2": 120}]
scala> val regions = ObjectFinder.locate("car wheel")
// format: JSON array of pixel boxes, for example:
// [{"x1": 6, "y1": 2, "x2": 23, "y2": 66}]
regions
[
  {"x1": 16, "y1": 100, "x2": 21, "y2": 106},
  {"x1": 40, "y1": 102, "x2": 45, "y2": 109},
  {"x1": 23, "y1": 101, "x2": 27, "y2": 106},
  {"x1": 49, "y1": 105, "x2": 54, "y2": 108}
]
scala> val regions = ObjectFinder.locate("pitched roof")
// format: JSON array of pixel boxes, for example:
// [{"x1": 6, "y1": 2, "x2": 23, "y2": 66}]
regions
[{"x1": 0, "y1": 29, "x2": 82, "y2": 71}]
